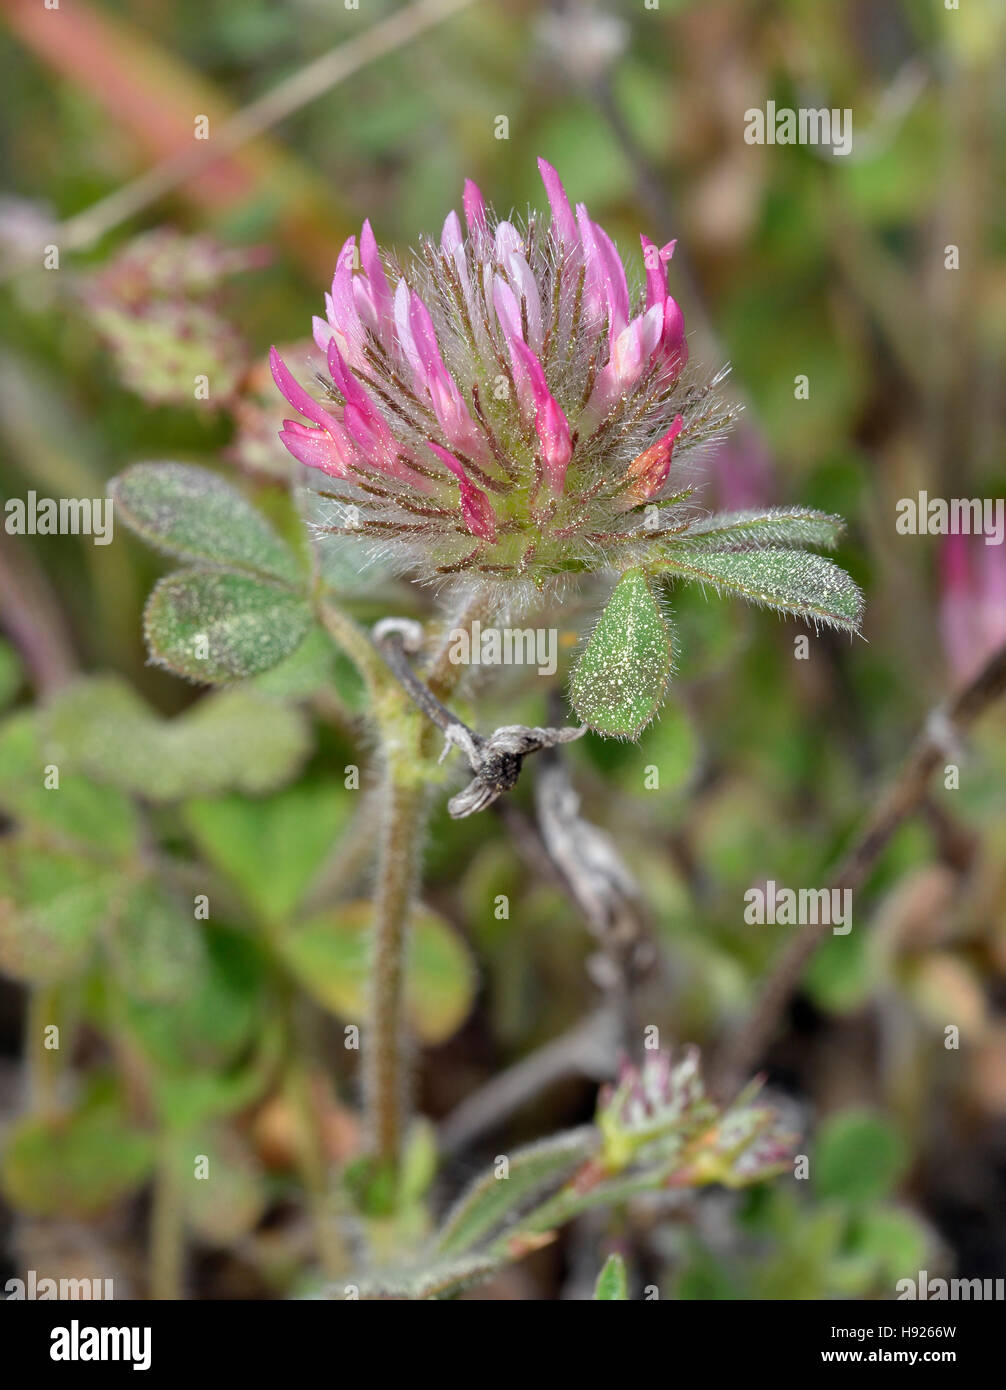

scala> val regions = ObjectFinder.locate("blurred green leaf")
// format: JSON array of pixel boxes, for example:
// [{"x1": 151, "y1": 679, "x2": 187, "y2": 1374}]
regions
[
  {"x1": 183, "y1": 783, "x2": 350, "y2": 925},
  {"x1": 0, "y1": 842, "x2": 116, "y2": 984},
  {"x1": 175, "y1": 1124, "x2": 267, "y2": 1244},
  {"x1": 815, "y1": 1111, "x2": 907, "y2": 1204},
  {"x1": 594, "y1": 1253, "x2": 629, "y2": 1300},
  {"x1": 278, "y1": 901, "x2": 476, "y2": 1045},
  {"x1": 803, "y1": 927, "x2": 875, "y2": 1014},
  {"x1": 435, "y1": 1129, "x2": 596, "y2": 1258},
  {"x1": 1, "y1": 1102, "x2": 155, "y2": 1218},
  {"x1": 110, "y1": 462, "x2": 302, "y2": 584},
  {"x1": 108, "y1": 879, "x2": 206, "y2": 1004},
  {"x1": 46, "y1": 677, "x2": 311, "y2": 800},
  {"x1": 144, "y1": 568, "x2": 312, "y2": 683},
  {"x1": 0, "y1": 712, "x2": 140, "y2": 857},
  {"x1": 121, "y1": 927, "x2": 266, "y2": 1073},
  {"x1": 849, "y1": 1205, "x2": 929, "y2": 1284},
  {"x1": 570, "y1": 569, "x2": 674, "y2": 739},
  {"x1": 341, "y1": 1254, "x2": 504, "y2": 1301},
  {"x1": 250, "y1": 624, "x2": 340, "y2": 700}
]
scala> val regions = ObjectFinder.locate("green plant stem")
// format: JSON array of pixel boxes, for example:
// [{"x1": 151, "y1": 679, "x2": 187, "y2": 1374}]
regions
[
  {"x1": 315, "y1": 596, "x2": 388, "y2": 698},
  {"x1": 366, "y1": 748, "x2": 426, "y2": 1170},
  {"x1": 320, "y1": 589, "x2": 492, "y2": 1175},
  {"x1": 149, "y1": 1141, "x2": 184, "y2": 1301}
]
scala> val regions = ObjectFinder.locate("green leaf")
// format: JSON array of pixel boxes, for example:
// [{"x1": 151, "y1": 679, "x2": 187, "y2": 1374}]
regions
[
  {"x1": 109, "y1": 462, "x2": 301, "y2": 584},
  {"x1": 815, "y1": 1110, "x2": 907, "y2": 1204},
  {"x1": 803, "y1": 928, "x2": 874, "y2": 1015},
  {"x1": 653, "y1": 548, "x2": 863, "y2": 633},
  {"x1": 849, "y1": 1206, "x2": 929, "y2": 1283},
  {"x1": 1, "y1": 1103, "x2": 155, "y2": 1218},
  {"x1": 144, "y1": 568, "x2": 312, "y2": 683},
  {"x1": 153, "y1": 1044, "x2": 276, "y2": 1132},
  {"x1": 434, "y1": 1129, "x2": 597, "y2": 1257},
  {"x1": 183, "y1": 784, "x2": 350, "y2": 925},
  {"x1": 339, "y1": 1254, "x2": 504, "y2": 1301},
  {"x1": 121, "y1": 927, "x2": 266, "y2": 1074},
  {"x1": 0, "y1": 712, "x2": 140, "y2": 856},
  {"x1": 0, "y1": 842, "x2": 117, "y2": 984},
  {"x1": 673, "y1": 507, "x2": 845, "y2": 551},
  {"x1": 46, "y1": 677, "x2": 311, "y2": 800},
  {"x1": 250, "y1": 625, "x2": 338, "y2": 699},
  {"x1": 570, "y1": 568, "x2": 674, "y2": 739},
  {"x1": 174, "y1": 1125, "x2": 267, "y2": 1244},
  {"x1": 278, "y1": 901, "x2": 476, "y2": 1045},
  {"x1": 108, "y1": 880, "x2": 206, "y2": 1003},
  {"x1": 594, "y1": 1253, "x2": 629, "y2": 1300}
]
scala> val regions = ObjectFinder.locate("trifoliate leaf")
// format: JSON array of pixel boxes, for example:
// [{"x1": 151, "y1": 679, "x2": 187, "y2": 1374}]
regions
[
  {"x1": 45, "y1": 677, "x2": 311, "y2": 800},
  {"x1": 570, "y1": 569, "x2": 674, "y2": 739},
  {"x1": 110, "y1": 462, "x2": 302, "y2": 584},
  {"x1": 182, "y1": 784, "x2": 350, "y2": 925},
  {"x1": 653, "y1": 548, "x2": 863, "y2": 633},
  {"x1": 144, "y1": 568, "x2": 312, "y2": 683}
]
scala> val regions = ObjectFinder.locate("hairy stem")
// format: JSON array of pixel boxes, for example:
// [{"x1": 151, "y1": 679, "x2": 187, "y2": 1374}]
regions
[
  {"x1": 366, "y1": 750, "x2": 426, "y2": 1170},
  {"x1": 320, "y1": 588, "x2": 492, "y2": 1174},
  {"x1": 316, "y1": 596, "x2": 388, "y2": 697}
]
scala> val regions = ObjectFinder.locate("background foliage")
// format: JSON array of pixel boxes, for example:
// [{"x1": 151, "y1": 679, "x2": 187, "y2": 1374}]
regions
[{"x1": 0, "y1": 0, "x2": 1003, "y2": 1299}]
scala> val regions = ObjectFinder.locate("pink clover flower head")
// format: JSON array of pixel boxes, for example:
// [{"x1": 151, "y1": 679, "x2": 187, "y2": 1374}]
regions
[{"x1": 270, "y1": 159, "x2": 730, "y2": 593}]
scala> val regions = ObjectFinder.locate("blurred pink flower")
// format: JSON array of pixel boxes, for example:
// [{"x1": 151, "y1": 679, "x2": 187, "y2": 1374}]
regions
[
  {"x1": 706, "y1": 424, "x2": 777, "y2": 512},
  {"x1": 939, "y1": 533, "x2": 1006, "y2": 684}
]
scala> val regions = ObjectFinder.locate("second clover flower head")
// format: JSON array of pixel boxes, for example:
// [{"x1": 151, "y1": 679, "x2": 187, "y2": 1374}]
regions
[{"x1": 270, "y1": 158, "x2": 729, "y2": 597}]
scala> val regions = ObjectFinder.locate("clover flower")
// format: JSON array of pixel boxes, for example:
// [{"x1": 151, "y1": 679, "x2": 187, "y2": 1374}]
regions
[
  {"x1": 595, "y1": 1048, "x2": 795, "y2": 1188},
  {"x1": 272, "y1": 160, "x2": 861, "y2": 738},
  {"x1": 270, "y1": 158, "x2": 730, "y2": 595}
]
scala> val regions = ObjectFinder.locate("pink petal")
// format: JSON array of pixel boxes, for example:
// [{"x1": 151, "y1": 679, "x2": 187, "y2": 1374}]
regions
[
  {"x1": 463, "y1": 178, "x2": 487, "y2": 239},
  {"x1": 269, "y1": 346, "x2": 340, "y2": 431},
  {"x1": 427, "y1": 442, "x2": 497, "y2": 542},
  {"x1": 576, "y1": 205, "x2": 629, "y2": 339},
  {"x1": 584, "y1": 304, "x2": 664, "y2": 421},
  {"x1": 278, "y1": 420, "x2": 349, "y2": 478},
  {"x1": 358, "y1": 218, "x2": 393, "y2": 328},
  {"x1": 511, "y1": 338, "x2": 572, "y2": 491},
  {"x1": 538, "y1": 157, "x2": 578, "y2": 254},
  {"x1": 326, "y1": 235, "x2": 364, "y2": 360},
  {"x1": 495, "y1": 221, "x2": 543, "y2": 349},
  {"x1": 492, "y1": 278, "x2": 534, "y2": 417},
  {"x1": 640, "y1": 235, "x2": 666, "y2": 310}
]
